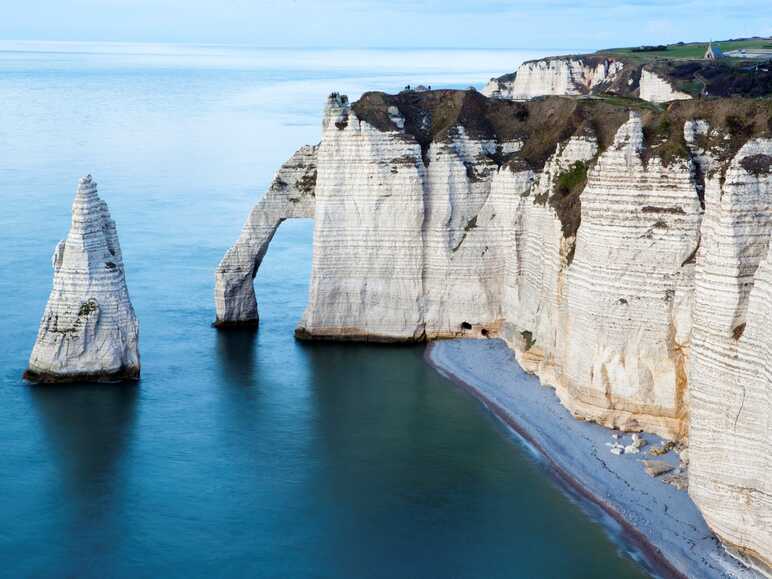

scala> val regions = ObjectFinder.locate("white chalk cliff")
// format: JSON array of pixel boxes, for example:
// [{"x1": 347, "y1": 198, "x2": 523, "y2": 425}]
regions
[
  {"x1": 510, "y1": 112, "x2": 701, "y2": 440},
  {"x1": 26, "y1": 176, "x2": 140, "y2": 382},
  {"x1": 483, "y1": 56, "x2": 700, "y2": 104},
  {"x1": 689, "y1": 139, "x2": 772, "y2": 571},
  {"x1": 482, "y1": 57, "x2": 625, "y2": 100},
  {"x1": 298, "y1": 93, "x2": 513, "y2": 340},
  {"x1": 217, "y1": 90, "x2": 771, "y2": 572},
  {"x1": 638, "y1": 69, "x2": 693, "y2": 103}
]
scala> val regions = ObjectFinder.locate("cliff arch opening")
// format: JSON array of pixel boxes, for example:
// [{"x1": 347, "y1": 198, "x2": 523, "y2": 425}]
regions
[{"x1": 214, "y1": 145, "x2": 318, "y2": 327}]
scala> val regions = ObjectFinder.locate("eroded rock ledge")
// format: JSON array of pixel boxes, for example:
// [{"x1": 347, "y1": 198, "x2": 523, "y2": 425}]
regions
[
  {"x1": 25, "y1": 176, "x2": 140, "y2": 383},
  {"x1": 216, "y1": 89, "x2": 771, "y2": 572}
]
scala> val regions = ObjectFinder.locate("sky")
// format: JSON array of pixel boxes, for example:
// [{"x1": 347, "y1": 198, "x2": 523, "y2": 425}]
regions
[{"x1": 3, "y1": 0, "x2": 771, "y2": 50}]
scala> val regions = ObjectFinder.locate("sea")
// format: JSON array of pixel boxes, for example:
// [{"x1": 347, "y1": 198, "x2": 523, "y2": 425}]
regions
[{"x1": 0, "y1": 41, "x2": 650, "y2": 578}]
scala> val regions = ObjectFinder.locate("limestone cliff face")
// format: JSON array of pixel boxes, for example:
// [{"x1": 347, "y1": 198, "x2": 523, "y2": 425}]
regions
[
  {"x1": 688, "y1": 138, "x2": 772, "y2": 570},
  {"x1": 486, "y1": 49, "x2": 772, "y2": 103},
  {"x1": 217, "y1": 91, "x2": 771, "y2": 570},
  {"x1": 25, "y1": 176, "x2": 139, "y2": 382},
  {"x1": 484, "y1": 56, "x2": 704, "y2": 104},
  {"x1": 297, "y1": 95, "x2": 428, "y2": 340},
  {"x1": 508, "y1": 113, "x2": 702, "y2": 439},
  {"x1": 298, "y1": 93, "x2": 512, "y2": 340},
  {"x1": 638, "y1": 69, "x2": 692, "y2": 103},
  {"x1": 482, "y1": 57, "x2": 625, "y2": 100}
]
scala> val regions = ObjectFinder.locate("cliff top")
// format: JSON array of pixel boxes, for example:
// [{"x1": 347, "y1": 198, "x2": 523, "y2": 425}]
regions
[
  {"x1": 351, "y1": 89, "x2": 772, "y2": 170},
  {"x1": 519, "y1": 37, "x2": 772, "y2": 65},
  {"x1": 605, "y1": 38, "x2": 772, "y2": 98},
  {"x1": 506, "y1": 37, "x2": 772, "y2": 99},
  {"x1": 596, "y1": 36, "x2": 772, "y2": 63}
]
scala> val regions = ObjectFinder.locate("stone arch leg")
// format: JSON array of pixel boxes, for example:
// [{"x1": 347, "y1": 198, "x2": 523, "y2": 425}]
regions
[
  {"x1": 214, "y1": 208, "x2": 283, "y2": 326},
  {"x1": 214, "y1": 145, "x2": 317, "y2": 327}
]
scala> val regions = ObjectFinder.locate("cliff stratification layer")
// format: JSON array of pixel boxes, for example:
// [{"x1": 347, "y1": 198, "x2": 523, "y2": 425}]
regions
[
  {"x1": 689, "y1": 137, "x2": 772, "y2": 571},
  {"x1": 25, "y1": 176, "x2": 140, "y2": 382},
  {"x1": 217, "y1": 89, "x2": 772, "y2": 572}
]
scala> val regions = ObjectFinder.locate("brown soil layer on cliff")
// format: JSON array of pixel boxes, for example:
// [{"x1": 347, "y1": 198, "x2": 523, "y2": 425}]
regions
[
  {"x1": 354, "y1": 90, "x2": 771, "y2": 171},
  {"x1": 352, "y1": 92, "x2": 770, "y2": 252},
  {"x1": 643, "y1": 99, "x2": 772, "y2": 167},
  {"x1": 352, "y1": 91, "x2": 633, "y2": 170},
  {"x1": 550, "y1": 161, "x2": 587, "y2": 235}
]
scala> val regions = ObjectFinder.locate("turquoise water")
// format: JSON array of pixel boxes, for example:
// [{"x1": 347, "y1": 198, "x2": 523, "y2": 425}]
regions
[{"x1": 0, "y1": 42, "x2": 649, "y2": 578}]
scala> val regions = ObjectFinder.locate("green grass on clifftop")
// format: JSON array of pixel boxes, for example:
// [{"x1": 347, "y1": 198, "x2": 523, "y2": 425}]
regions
[{"x1": 598, "y1": 37, "x2": 772, "y2": 62}]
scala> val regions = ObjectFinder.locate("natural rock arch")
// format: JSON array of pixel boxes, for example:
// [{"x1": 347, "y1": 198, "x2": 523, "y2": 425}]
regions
[{"x1": 214, "y1": 145, "x2": 317, "y2": 326}]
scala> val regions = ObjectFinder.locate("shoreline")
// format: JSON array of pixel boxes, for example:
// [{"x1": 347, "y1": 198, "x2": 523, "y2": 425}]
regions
[{"x1": 425, "y1": 338, "x2": 760, "y2": 579}]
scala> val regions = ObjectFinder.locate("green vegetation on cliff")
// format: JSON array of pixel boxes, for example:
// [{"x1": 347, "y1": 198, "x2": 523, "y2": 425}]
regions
[{"x1": 598, "y1": 37, "x2": 772, "y2": 62}]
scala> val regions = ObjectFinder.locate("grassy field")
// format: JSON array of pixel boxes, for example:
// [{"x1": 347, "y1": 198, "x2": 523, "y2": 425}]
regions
[{"x1": 597, "y1": 37, "x2": 772, "y2": 62}]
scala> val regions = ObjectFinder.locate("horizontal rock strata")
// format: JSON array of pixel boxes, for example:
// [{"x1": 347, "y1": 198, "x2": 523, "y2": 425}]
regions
[
  {"x1": 25, "y1": 175, "x2": 140, "y2": 383},
  {"x1": 689, "y1": 138, "x2": 772, "y2": 571},
  {"x1": 217, "y1": 89, "x2": 772, "y2": 571},
  {"x1": 509, "y1": 112, "x2": 701, "y2": 439}
]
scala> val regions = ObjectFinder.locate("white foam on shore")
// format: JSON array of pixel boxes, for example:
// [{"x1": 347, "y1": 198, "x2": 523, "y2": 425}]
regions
[{"x1": 426, "y1": 338, "x2": 761, "y2": 579}]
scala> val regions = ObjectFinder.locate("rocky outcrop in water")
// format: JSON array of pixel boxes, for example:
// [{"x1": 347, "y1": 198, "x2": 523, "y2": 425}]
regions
[
  {"x1": 25, "y1": 176, "x2": 140, "y2": 383},
  {"x1": 217, "y1": 89, "x2": 772, "y2": 572},
  {"x1": 214, "y1": 145, "x2": 317, "y2": 326}
]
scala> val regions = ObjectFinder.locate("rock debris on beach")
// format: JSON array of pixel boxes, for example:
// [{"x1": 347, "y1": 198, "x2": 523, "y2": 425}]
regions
[{"x1": 642, "y1": 460, "x2": 675, "y2": 477}]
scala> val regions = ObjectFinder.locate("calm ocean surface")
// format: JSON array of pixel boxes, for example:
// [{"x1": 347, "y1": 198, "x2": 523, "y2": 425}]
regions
[{"x1": 0, "y1": 42, "x2": 649, "y2": 578}]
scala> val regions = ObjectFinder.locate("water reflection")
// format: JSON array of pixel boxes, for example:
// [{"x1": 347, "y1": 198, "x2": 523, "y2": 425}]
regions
[
  {"x1": 214, "y1": 326, "x2": 262, "y2": 435},
  {"x1": 301, "y1": 342, "x2": 500, "y2": 578},
  {"x1": 215, "y1": 326, "x2": 258, "y2": 389},
  {"x1": 28, "y1": 383, "x2": 138, "y2": 575},
  {"x1": 299, "y1": 342, "x2": 650, "y2": 579},
  {"x1": 29, "y1": 383, "x2": 139, "y2": 498}
]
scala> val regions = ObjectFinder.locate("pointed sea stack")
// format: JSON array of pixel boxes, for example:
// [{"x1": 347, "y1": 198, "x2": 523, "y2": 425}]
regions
[{"x1": 24, "y1": 175, "x2": 140, "y2": 383}]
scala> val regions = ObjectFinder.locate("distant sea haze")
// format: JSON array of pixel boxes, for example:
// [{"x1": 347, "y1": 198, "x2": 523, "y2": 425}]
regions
[{"x1": 0, "y1": 42, "x2": 647, "y2": 578}]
